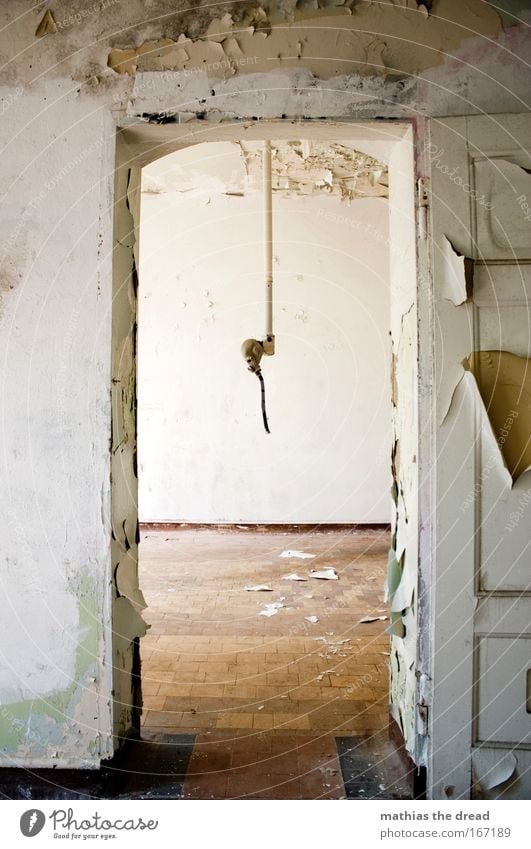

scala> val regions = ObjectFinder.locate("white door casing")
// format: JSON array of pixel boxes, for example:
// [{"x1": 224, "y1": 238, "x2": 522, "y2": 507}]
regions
[{"x1": 112, "y1": 120, "x2": 420, "y2": 754}]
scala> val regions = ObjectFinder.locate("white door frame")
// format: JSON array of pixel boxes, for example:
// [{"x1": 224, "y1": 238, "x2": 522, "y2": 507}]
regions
[{"x1": 111, "y1": 117, "x2": 431, "y2": 780}]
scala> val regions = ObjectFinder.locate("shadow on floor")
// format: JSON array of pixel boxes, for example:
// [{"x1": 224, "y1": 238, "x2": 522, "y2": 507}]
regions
[
  {"x1": 0, "y1": 729, "x2": 420, "y2": 800},
  {"x1": 0, "y1": 735, "x2": 195, "y2": 800},
  {"x1": 336, "y1": 733, "x2": 420, "y2": 799}
]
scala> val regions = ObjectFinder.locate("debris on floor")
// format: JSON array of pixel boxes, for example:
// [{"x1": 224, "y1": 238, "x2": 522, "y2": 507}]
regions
[
  {"x1": 313, "y1": 636, "x2": 352, "y2": 661},
  {"x1": 314, "y1": 637, "x2": 350, "y2": 644},
  {"x1": 359, "y1": 615, "x2": 387, "y2": 623},
  {"x1": 304, "y1": 615, "x2": 319, "y2": 624},
  {"x1": 279, "y1": 550, "x2": 315, "y2": 559},
  {"x1": 319, "y1": 766, "x2": 338, "y2": 777},
  {"x1": 259, "y1": 601, "x2": 285, "y2": 617},
  {"x1": 309, "y1": 567, "x2": 338, "y2": 580},
  {"x1": 281, "y1": 572, "x2": 308, "y2": 581},
  {"x1": 245, "y1": 584, "x2": 273, "y2": 591},
  {"x1": 139, "y1": 528, "x2": 398, "y2": 799}
]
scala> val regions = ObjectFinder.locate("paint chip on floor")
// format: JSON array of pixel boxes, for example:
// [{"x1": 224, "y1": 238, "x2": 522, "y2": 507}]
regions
[
  {"x1": 280, "y1": 550, "x2": 315, "y2": 559},
  {"x1": 309, "y1": 567, "x2": 338, "y2": 580},
  {"x1": 259, "y1": 601, "x2": 285, "y2": 617}
]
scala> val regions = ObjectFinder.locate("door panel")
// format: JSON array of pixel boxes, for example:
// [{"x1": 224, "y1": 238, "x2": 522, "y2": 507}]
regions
[
  {"x1": 476, "y1": 636, "x2": 531, "y2": 746},
  {"x1": 474, "y1": 157, "x2": 531, "y2": 260},
  {"x1": 474, "y1": 263, "x2": 531, "y2": 593}
]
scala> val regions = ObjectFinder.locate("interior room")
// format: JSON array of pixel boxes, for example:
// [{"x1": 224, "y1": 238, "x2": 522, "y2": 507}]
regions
[{"x1": 135, "y1": 137, "x2": 411, "y2": 798}]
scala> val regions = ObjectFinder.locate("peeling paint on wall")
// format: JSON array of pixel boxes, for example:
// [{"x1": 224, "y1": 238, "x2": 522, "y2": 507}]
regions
[
  {"x1": 464, "y1": 350, "x2": 531, "y2": 481},
  {"x1": 116, "y1": 551, "x2": 148, "y2": 613},
  {"x1": 110, "y1": 157, "x2": 148, "y2": 744},
  {"x1": 240, "y1": 140, "x2": 388, "y2": 199},
  {"x1": 441, "y1": 236, "x2": 474, "y2": 306},
  {"x1": 445, "y1": 351, "x2": 531, "y2": 487},
  {"x1": 142, "y1": 138, "x2": 387, "y2": 200},
  {"x1": 106, "y1": 2, "x2": 502, "y2": 81},
  {"x1": 35, "y1": 10, "x2": 57, "y2": 37},
  {"x1": 472, "y1": 749, "x2": 518, "y2": 794},
  {"x1": 387, "y1": 129, "x2": 419, "y2": 759}
]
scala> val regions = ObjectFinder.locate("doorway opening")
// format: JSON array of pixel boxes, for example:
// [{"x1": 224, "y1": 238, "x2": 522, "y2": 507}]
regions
[{"x1": 113, "y1": 121, "x2": 420, "y2": 799}]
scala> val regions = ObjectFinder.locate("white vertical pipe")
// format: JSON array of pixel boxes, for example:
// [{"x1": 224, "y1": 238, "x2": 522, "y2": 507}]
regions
[{"x1": 263, "y1": 140, "x2": 273, "y2": 338}]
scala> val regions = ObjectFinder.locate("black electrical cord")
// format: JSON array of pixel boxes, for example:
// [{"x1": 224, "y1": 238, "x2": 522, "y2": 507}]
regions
[{"x1": 256, "y1": 369, "x2": 270, "y2": 434}]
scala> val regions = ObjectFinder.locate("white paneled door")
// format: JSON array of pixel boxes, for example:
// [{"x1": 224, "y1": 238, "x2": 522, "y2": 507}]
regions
[{"x1": 429, "y1": 115, "x2": 531, "y2": 799}]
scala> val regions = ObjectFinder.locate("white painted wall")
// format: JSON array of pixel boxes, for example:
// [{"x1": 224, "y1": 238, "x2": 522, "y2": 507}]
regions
[
  {"x1": 138, "y1": 143, "x2": 391, "y2": 523},
  {"x1": 0, "y1": 82, "x2": 114, "y2": 766}
]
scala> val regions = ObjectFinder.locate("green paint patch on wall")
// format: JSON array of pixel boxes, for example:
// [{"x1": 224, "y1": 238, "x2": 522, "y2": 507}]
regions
[{"x1": 0, "y1": 588, "x2": 103, "y2": 758}]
